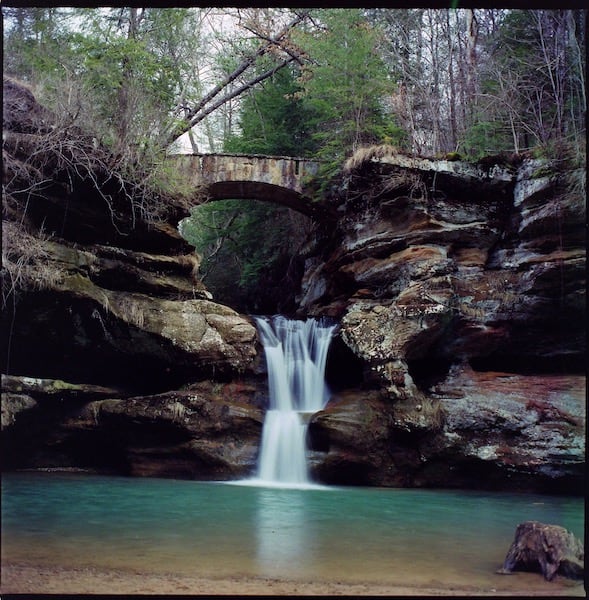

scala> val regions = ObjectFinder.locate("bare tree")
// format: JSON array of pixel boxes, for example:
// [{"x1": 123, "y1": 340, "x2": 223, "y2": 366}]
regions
[{"x1": 475, "y1": 9, "x2": 586, "y2": 156}]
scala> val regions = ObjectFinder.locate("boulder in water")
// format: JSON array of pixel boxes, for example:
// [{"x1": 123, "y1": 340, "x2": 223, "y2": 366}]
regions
[{"x1": 498, "y1": 520, "x2": 584, "y2": 581}]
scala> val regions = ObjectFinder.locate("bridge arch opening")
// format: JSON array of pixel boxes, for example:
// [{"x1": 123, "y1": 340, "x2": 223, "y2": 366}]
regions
[
  {"x1": 174, "y1": 153, "x2": 325, "y2": 314},
  {"x1": 179, "y1": 196, "x2": 315, "y2": 314},
  {"x1": 205, "y1": 181, "x2": 317, "y2": 217}
]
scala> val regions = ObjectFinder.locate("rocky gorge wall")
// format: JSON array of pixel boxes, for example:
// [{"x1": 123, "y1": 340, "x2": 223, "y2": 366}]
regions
[
  {"x1": 301, "y1": 150, "x2": 586, "y2": 493},
  {"x1": 2, "y1": 79, "x2": 586, "y2": 493},
  {"x1": 2, "y1": 78, "x2": 266, "y2": 479}
]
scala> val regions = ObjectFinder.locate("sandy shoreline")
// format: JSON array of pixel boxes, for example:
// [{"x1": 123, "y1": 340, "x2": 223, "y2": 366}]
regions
[{"x1": 1, "y1": 562, "x2": 585, "y2": 596}]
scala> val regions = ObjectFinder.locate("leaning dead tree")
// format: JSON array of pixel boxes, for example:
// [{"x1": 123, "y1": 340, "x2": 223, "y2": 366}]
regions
[{"x1": 163, "y1": 9, "x2": 311, "y2": 148}]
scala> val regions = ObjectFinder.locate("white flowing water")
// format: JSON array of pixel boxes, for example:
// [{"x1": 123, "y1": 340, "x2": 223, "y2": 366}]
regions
[{"x1": 254, "y1": 316, "x2": 336, "y2": 486}]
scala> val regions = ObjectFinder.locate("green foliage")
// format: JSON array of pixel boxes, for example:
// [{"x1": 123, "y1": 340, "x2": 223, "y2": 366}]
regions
[
  {"x1": 5, "y1": 7, "x2": 584, "y2": 166},
  {"x1": 3, "y1": 7, "x2": 190, "y2": 155},
  {"x1": 460, "y1": 120, "x2": 513, "y2": 160},
  {"x1": 295, "y1": 9, "x2": 403, "y2": 166},
  {"x1": 75, "y1": 36, "x2": 177, "y2": 148},
  {"x1": 224, "y1": 66, "x2": 318, "y2": 157},
  {"x1": 185, "y1": 62, "x2": 319, "y2": 311},
  {"x1": 74, "y1": 9, "x2": 188, "y2": 151},
  {"x1": 181, "y1": 200, "x2": 309, "y2": 313},
  {"x1": 443, "y1": 151, "x2": 462, "y2": 161},
  {"x1": 296, "y1": 9, "x2": 398, "y2": 159},
  {"x1": 3, "y1": 7, "x2": 68, "y2": 79}
]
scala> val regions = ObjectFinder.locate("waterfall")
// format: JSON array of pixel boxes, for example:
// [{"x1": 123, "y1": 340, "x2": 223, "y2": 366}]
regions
[{"x1": 254, "y1": 316, "x2": 336, "y2": 486}]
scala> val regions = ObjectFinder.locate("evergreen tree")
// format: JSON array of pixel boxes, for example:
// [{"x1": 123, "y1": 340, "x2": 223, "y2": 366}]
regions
[
  {"x1": 224, "y1": 65, "x2": 318, "y2": 157},
  {"x1": 2, "y1": 7, "x2": 70, "y2": 81},
  {"x1": 295, "y1": 9, "x2": 406, "y2": 166},
  {"x1": 183, "y1": 65, "x2": 316, "y2": 313}
]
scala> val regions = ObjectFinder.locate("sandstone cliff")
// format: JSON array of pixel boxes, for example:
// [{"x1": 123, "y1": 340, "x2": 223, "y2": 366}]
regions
[
  {"x1": 2, "y1": 80, "x2": 585, "y2": 492},
  {"x1": 2, "y1": 78, "x2": 264, "y2": 478},
  {"x1": 302, "y1": 148, "x2": 585, "y2": 493}
]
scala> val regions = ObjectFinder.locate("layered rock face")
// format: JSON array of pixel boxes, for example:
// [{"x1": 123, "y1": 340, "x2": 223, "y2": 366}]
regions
[
  {"x1": 2, "y1": 78, "x2": 263, "y2": 478},
  {"x1": 303, "y1": 151, "x2": 585, "y2": 493},
  {"x1": 2, "y1": 375, "x2": 264, "y2": 478},
  {"x1": 2, "y1": 80, "x2": 585, "y2": 492}
]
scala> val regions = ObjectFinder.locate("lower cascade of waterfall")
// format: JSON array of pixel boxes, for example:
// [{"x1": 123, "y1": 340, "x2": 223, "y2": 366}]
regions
[{"x1": 253, "y1": 315, "x2": 336, "y2": 487}]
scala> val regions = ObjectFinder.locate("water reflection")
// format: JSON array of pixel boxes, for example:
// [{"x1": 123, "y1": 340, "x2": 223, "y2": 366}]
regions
[{"x1": 255, "y1": 489, "x2": 314, "y2": 578}]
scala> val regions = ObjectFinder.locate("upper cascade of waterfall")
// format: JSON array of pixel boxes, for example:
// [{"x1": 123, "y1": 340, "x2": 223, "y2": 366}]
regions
[{"x1": 254, "y1": 315, "x2": 336, "y2": 413}]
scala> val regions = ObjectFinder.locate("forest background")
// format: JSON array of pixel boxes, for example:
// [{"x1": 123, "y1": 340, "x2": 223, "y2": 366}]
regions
[{"x1": 2, "y1": 7, "x2": 586, "y2": 312}]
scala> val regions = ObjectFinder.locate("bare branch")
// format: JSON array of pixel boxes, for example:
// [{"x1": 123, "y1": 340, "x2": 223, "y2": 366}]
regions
[
  {"x1": 163, "y1": 9, "x2": 310, "y2": 147},
  {"x1": 179, "y1": 56, "x2": 297, "y2": 136}
]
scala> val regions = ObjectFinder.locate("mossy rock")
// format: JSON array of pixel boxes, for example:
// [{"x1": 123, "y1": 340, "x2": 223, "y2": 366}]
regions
[
  {"x1": 531, "y1": 165, "x2": 556, "y2": 179},
  {"x1": 1, "y1": 374, "x2": 120, "y2": 399}
]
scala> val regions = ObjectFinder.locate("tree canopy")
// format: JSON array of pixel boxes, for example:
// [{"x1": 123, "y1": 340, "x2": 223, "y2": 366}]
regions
[{"x1": 3, "y1": 7, "x2": 585, "y2": 161}]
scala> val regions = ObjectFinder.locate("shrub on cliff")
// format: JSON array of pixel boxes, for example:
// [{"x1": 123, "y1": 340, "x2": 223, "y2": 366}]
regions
[{"x1": 1, "y1": 77, "x2": 191, "y2": 307}]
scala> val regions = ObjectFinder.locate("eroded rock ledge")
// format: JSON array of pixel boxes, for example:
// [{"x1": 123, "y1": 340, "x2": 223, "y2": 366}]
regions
[
  {"x1": 2, "y1": 77, "x2": 260, "y2": 392},
  {"x1": 2, "y1": 374, "x2": 264, "y2": 478},
  {"x1": 2, "y1": 78, "x2": 265, "y2": 479}
]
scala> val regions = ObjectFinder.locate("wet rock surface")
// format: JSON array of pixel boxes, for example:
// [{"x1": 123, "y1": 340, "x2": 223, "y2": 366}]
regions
[
  {"x1": 2, "y1": 79, "x2": 264, "y2": 478},
  {"x1": 299, "y1": 150, "x2": 585, "y2": 492},
  {"x1": 307, "y1": 389, "x2": 395, "y2": 485},
  {"x1": 417, "y1": 366, "x2": 585, "y2": 491},
  {"x1": 2, "y1": 375, "x2": 265, "y2": 478}
]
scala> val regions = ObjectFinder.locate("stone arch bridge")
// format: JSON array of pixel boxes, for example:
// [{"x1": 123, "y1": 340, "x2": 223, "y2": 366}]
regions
[
  {"x1": 171, "y1": 151, "x2": 516, "y2": 221},
  {"x1": 173, "y1": 153, "x2": 323, "y2": 218}
]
